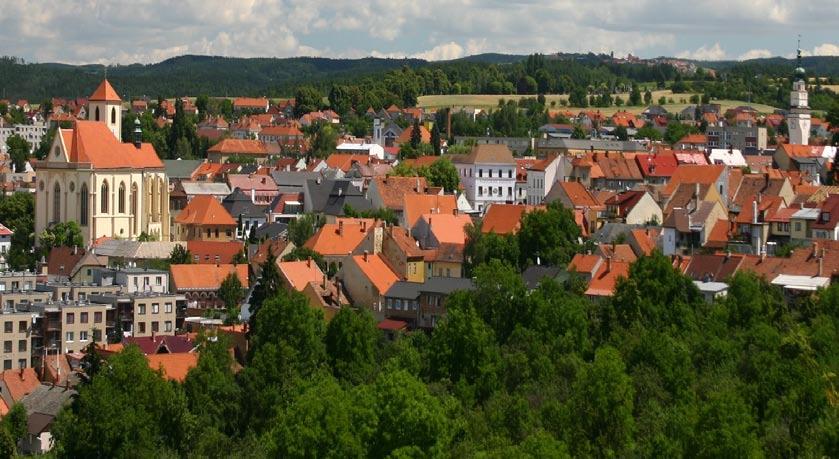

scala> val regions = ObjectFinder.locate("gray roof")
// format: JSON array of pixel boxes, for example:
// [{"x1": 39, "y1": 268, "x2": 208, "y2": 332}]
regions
[
  {"x1": 22, "y1": 384, "x2": 76, "y2": 418},
  {"x1": 270, "y1": 171, "x2": 321, "y2": 189},
  {"x1": 384, "y1": 277, "x2": 475, "y2": 299},
  {"x1": 305, "y1": 179, "x2": 373, "y2": 216},
  {"x1": 181, "y1": 181, "x2": 232, "y2": 196},
  {"x1": 592, "y1": 223, "x2": 645, "y2": 243},
  {"x1": 255, "y1": 222, "x2": 288, "y2": 240},
  {"x1": 93, "y1": 241, "x2": 180, "y2": 259},
  {"x1": 536, "y1": 138, "x2": 647, "y2": 152},
  {"x1": 223, "y1": 188, "x2": 267, "y2": 219},
  {"x1": 521, "y1": 266, "x2": 565, "y2": 290},
  {"x1": 163, "y1": 159, "x2": 204, "y2": 179}
]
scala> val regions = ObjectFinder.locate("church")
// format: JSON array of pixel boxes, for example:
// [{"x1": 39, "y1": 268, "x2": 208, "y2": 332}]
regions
[{"x1": 35, "y1": 80, "x2": 171, "y2": 245}]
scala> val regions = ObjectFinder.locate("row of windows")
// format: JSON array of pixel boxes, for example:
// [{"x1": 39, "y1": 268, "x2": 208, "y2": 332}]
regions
[
  {"x1": 137, "y1": 303, "x2": 173, "y2": 315},
  {"x1": 2, "y1": 340, "x2": 26, "y2": 353},
  {"x1": 0, "y1": 281, "x2": 33, "y2": 291},
  {"x1": 65, "y1": 312, "x2": 103, "y2": 324},
  {"x1": 2, "y1": 359, "x2": 27, "y2": 370},
  {"x1": 386, "y1": 298, "x2": 418, "y2": 311},
  {"x1": 137, "y1": 321, "x2": 173, "y2": 334},
  {"x1": 3, "y1": 321, "x2": 29, "y2": 333},
  {"x1": 132, "y1": 276, "x2": 164, "y2": 287},
  {"x1": 48, "y1": 178, "x2": 165, "y2": 231},
  {"x1": 477, "y1": 186, "x2": 513, "y2": 197}
]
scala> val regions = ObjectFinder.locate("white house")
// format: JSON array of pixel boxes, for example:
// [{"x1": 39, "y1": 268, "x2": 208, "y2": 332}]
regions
[
  {"x1": 708, "y1": 148, "x2": 747, "y2": 167},
  {"x1": 0, "y1": 223, "x2": 12, "y2": 270},
  {"x1": 336, "y1": 142, "x2": 385, "y2": 160},
  {"x1": 452, "y1": 144, "x2": 517, "y2": 213},
  {"x1": 526, "y1": 155, "x2": 563, "y2": 205}
]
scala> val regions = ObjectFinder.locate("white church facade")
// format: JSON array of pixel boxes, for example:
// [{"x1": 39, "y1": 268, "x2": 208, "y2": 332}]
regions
[
  {"x1": 35, "y1": 80, "x2": 171, "y2": 245},
  {"x1": 787, "y1": 47, "x2": 811, "y2": 146}
]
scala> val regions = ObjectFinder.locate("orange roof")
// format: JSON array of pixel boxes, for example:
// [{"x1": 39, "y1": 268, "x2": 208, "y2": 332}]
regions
[
  {"x1": 482, "y1": 204, "x2": 539, "y2": 235},
  {"x1": 147, "y1": 353, "x2": 198, "y2": 382},
  {"x1": 400, "y1": 156, "x2": 439, "y2": 168},
  {"x1": 677, "y1": 133, "x2": 708, "y2": 145},
  {"x1": 186, "y1": 240, "x2": 244, "y2": 264},
  {"x1": 171, "y1": 264, "x2": 249, "y2": 291},
  {"x1": 175, "y1": 195, "x2": 236, "y2": 226},
  {"x1": 629, "y1": 228, "x2": 660, "y2": 256},
  {"x1": 569, "y1": 253, "x2": 602, "y2": 275},
  {"x1": 0, "y1": 368, "x2": 40, "y2": 403},
  {"x1": 420, "y1": 213, "x2": 472, "y2": 245},
  {"x1": 395, "y1": 125, "x2": 432, "y2": 145},
  {"x1": 207, "y1": 139, "x2": 268, "y2": 155},
  {"x1": 325, "y1": 153, "x2": 371, "y2": 172},
  {"x1": 304, "y1": 222, "x2": 370, "y2": 256},
  {"x1": 664, "y1": 164, "x2": 725, "y2": 195},
  {"x1": 557, "y1": 181, "x2": 601, "y2": 208},
  {"x1": 403, "y1": 194, "x2": 457, "y2": 228},
  {"x1": 373, "y1": 176, "x2": 427, "y2": 209},
  {"x1": 89, "y1": 79, "x2": 121, "y2": 102},
  {"x1": 351, "y1": 253, "x2": 399, "y2": 294},
  {"x1": 586, "y1": 259, "x2": 631, "y2": 297},
  {"x1": 59, "y1": 121, "x2": 163, "y2": 169},
  {"x1": 233, "y1": 97, "x2": 269, "y2": 108},
  {"x1": 278, "y1": 259, "x2": 325, "y2": 291},
  {"x1": 598, "y1": 243, "x2": 637, "y2": 263},
  {"x1": 705, "y1": 219, "x2": 730, "y2": 248},
  {"x1": 778, "y1": 143, "x2": 826, "y2": 158},
  {"x1": 0, "y1": 397, "x2": 8, "y2": 416}
]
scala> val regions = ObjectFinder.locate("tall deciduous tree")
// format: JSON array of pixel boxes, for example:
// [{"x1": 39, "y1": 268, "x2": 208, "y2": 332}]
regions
[
  {"x1": 184, "y1": 335, "x2": 241, "y2": 436},
  {"x1": 325, "y1": 307, "x2": 380, "y2": 384},
  {"x1": 6, "y1": 134, "x2": 30, "y2": 172},
  {"x1": 517, "y1": 201, "x2": 581, "y2": 268},
  {"x1": 168, "y1": 244, "x2": 192, "y2": 264},
  {"x1": 218, "y1": 272, "x2": 245, "y2": 323}
]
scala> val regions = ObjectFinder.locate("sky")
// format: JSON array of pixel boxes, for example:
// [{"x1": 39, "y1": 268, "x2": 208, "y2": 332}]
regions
[{"x1": 1, "y1": 0, "x2": 838, "y2": 65}]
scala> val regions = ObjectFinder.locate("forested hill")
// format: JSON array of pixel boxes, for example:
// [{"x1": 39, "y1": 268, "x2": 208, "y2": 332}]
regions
[{"x1": 1, "y1": 53, "x2": 838, "y2": 104}]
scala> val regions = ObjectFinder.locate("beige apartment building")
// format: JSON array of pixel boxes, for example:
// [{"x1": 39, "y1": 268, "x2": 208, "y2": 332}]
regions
[
  {"x1": 0, "y1": 309, "x2": 37, "y2": 370},
  {"x1": 91, "y1": 293, "x2": 181, "y2": 338}
]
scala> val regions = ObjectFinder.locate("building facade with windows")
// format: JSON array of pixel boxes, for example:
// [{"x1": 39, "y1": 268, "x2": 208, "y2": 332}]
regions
[{"x1": 452, "y1": 144, "x2": 517, "y2": 212}]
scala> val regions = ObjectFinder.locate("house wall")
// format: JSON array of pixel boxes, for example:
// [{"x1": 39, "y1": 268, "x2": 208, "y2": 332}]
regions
[
  {"x1": 339, "y1": 259, "x2": 384, "y2": 317},
  {"x1": 0, "y1": 311, "x2": 34, "y2": 370},
  {"x1": 426, "y1": 261, "x2": 462, "y2": 279},
  {"x1": 61, "y1": 304, "x2": 110, "y2": 353},
  {"x1": 625, "y1": 194, "x2": 663, "y2": 225},
  {"x1": 130, "y1": 297, "x2": 177, "y2": 337}
]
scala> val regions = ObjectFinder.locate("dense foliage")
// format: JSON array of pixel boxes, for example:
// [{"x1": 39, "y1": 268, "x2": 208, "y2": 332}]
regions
[{"x1": 48, "y1": 240, "x2": 839, "y2": 457}]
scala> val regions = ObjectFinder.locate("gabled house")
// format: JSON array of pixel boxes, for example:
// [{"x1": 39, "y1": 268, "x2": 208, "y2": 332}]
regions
[
  {"x1": 339, "y1": 252, "x2": 399, "y2": 317},
  {"x1": 525, "y1": 155, "x2": 562, "y2": 205},
  {"x1": 368, "y1": 176, "x2": 427, "y2": 218},
  {"x1": 379, "y1": 227, "x2": 425, "y2": 283},
  {"x1": 303, "y1": 179, "x2": 374, "y2": 221},
  {"x1": 481, "y1": 204, "x2": 539, "y2": 235},
  {"x1": 303, "y1": 219, "x2": 375, "y2": 267},
  {"x1": 603, "y1": 190, "x2": 662, "y2": 225},
  {"x1": 222, "y1": 188, "x2": 268, "y2": 239},
  {"x1": 401, "y1": 193, "x2": 458, "y2": 228},
  {"x1": 383, "y1": 277, "x2": 475, "y2": 329},
  {"x1": 174, "y1": 195, "x2": 237, "y2": 242},
  {"x1": 661, "y1": 200, "x2": 728, "y2": 255}
]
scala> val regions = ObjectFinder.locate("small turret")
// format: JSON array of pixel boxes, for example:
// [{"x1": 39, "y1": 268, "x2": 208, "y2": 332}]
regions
[{"x1": 133, "y1": 118, "x2": 142, "y2": 148}]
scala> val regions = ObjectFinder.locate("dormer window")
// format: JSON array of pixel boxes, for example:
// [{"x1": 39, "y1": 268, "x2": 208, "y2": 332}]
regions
[{"x1": 822, "y1": 212, "x2": 830, "y2": 223}]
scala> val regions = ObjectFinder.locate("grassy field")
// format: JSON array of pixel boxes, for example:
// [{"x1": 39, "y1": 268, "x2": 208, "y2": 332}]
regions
[
  {"x1": 417, "y1": 91, "x2": 780, "y2": 116},
  {"x1": 824, "y1": 85, "x2": 839, "y2": 94}
]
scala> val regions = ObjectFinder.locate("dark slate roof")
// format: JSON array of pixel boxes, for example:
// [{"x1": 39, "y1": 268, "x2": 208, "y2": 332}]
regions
[
  {"x1": 536, "y1": 138, "x2": 647, "y2": 152},
  {"x1": 384, "y1": 277, "x2": 475, "y2": 299},
  {"x1": 305, "y1": 179, "x2": 373, "y2": 216},
  {"x1": 21, "y1": 384, "x2": 77, "y2": 419},
  {"x1": 521, "y1": 266, "x2": 565, "y2": 290},
  {"x1": 238, "y1": 164, "x2": 260, "y2": 175},
  {"x1": 254, "y1": 222, "x2": 288, "y2": 240},
  {"x1": 163, "y1": 159, "x2": 204, "y2": 179},
  {"x1": 271, "y1": 171, "x2": 321, "y2": 188},
  {"x1": 223, "y1": 188, "x2": 267, "y2": 219},
  {"x1": 591, "y1": 223, "x2": 645, "y2": 243}
]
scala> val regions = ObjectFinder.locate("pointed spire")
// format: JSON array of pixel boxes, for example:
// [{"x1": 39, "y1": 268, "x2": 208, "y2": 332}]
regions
[{"x1": 89, "y1": 79, "x2": 121, "y2": 102}]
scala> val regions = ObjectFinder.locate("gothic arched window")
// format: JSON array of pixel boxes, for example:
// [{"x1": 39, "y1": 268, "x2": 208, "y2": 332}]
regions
[
  {"x1": 95, "y1": 106, "x2": 100, "y2": 121},
  {"x1": 118, "y1": 182, "x2": 126, "y2": 213},
  {"x1": 100, "y1": 181, "x2": 109, "y2": 214},
  {"x1": 111, "y1": 107, "x2": 116, "y2": 124},
  {"x1": 80, "y1": 184, "x2": 89, "y2": 226},
  {"x1": 52, "y1": 182, "x2": 61, "y2": 222},
  {"x1": 131, "y1": 184, "x2": 138, "y2": 233}
]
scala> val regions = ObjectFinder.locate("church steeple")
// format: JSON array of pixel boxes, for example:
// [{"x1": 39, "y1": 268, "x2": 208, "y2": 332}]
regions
[
  {"x1": 788, "y1": 36, "x2": 811, "y2": 145},
  {"x1": 88, "y1": 78, "x2": 123, "y2": 141}
]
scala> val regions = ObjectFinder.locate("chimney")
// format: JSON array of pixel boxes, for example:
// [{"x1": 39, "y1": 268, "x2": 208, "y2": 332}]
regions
[
  {"x1": 306, "y1": 257, "x2": 311, "y2": 268},
  {"x1": 453, "y1": 208, "x2": 458, "y2": 216},
  {"x1": 338, "y1": 221, "x2": 344, "y2": 235},
  {"x1": 363, "y1": 250, "x2": 368, "y2": 262},
  {"x1": 361, "y1": 221, "x2": 367, "y2": 232},
  {"x1": 752, "y1": 200, "x2": 758, "y2": 225},
  {"x1": 606, "y1": 256, "x2": 612, "y2": 273}
]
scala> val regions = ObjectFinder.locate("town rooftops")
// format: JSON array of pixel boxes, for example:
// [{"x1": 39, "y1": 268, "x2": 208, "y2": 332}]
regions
[
  {"x1": 403, "y1": 194, "x2": 458, "y2": 228},
  {"x1": 186, "y1": 240, "x2": 244, "y2": 264},
  {"x1": 372, "y1": 176, "x2": 427, "y2": 210},
  {"x1": 420, "y1": 213, "x2": 472, "y2": 245},
  {"x1": 124, "y1": 335, "x2": 195, "y2": 355},
  {"x1": 385, "y1": 277, "x2": 475, "y2": 299},
  {"x1": 279, "y1": 259, "x2": 325, "y2": 292},
  {"x1": 147, "y1": 353, "x2": 199, "y2": 382},
  {"x1": 481, "y1": 204, "x2": 538, "y2": 235},
  {"x1": 350, "y1": 253, "x2": 399, "y2": 294},
  {"x1": 304, "y1": 220, "x2": 372, "y2": 256},
  {"x1": 175, "y1": 195, "x2": 237, "y2": 226}
]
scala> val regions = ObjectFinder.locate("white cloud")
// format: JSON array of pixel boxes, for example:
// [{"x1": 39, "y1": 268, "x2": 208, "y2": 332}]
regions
[
  {"x1": 413, "y1": 42, "x2": 465, "y2": 61},
  {"x1": 738, "y1": 49, "x2": 772, "y2": 60},
  {"x1": 677, "y1": 43, "x2": 727, "y2": 60},
  {"x1": 813, "y1": 43, "x2": 839, "y2": 56}
]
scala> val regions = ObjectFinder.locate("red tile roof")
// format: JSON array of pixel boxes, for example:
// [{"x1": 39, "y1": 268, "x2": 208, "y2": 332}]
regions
[
  {"x1": 59, "y1": 121, "x2": 163, "y2": 169},
  {"x1": 557, "y1": 181, "x2": 601, "y2": 208},
  {"x1": 147, "y1": 353, "x2": 198, "y2": 382},
  {"x1": 664, "y1": 164, "x2": 725, "y2": 195},
  {"x1": 278, "y1": 259, "x2": 325, "y2": 292},
  {"x1": 481, "y1": 204, "x2": 539, "y2": 235},
  {"x1": 233, "y1": 97, "x2": 269, "y2": 109},
  {"x1": 207, "y1": 139, "x2": 269, "y2": 156},
  {"x1": 186, "y1": 241, "x2": 244, "y2": 264},
  {"x1": 325, "y1": 153, "x2": 371, "y2": 172},
  {"x1": 585, "y1": 259, "x2": 631, "y2": 297},
  {"x1": 89, "y1": 79, "x2": 121, "y2": 102},
  {"x1": 175, "y1": 195, "x2": 237, "y2": 226},
  {"x1": 0, "y1": 368, "x2": 40, "y2": 403},
  {"x1": 635, "y1": 153, "x2": 678, "y2": 178},
  {"x1": 373, "y1": 176, "x2": 427, "y2": 210},
  {"x1": 125, "y1": 335, "x2": 195, "y2": 355},
  {"x1": 171, "y1": 264, "x2": 249, "y2": 291},
  {"x1": 395, "y1": 125, "x2": 432, "y2": 145},
  {"x1": 304, "y1": 221, "x2": 371, "y2": 256},
  {"x1": 351, "y1": 253, "x2": 399, "y2": 294},
  {"x1": 421, "y1": 213, "x2": 472, "y2": 245},
  {"x1": 403, "y1": 194, "x2": 458, "y2": 228},
  {"x1": 677, "y1": 133, "x2": 708, "y2": 145}
]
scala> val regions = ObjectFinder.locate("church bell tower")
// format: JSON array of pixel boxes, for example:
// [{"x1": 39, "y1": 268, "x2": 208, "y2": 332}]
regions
[
  {"x1": 88, "y1": 79, "x2": 123, "y2": 140},
  {"x1": 788, "y1": 39, "x2": 811, "y2": 145}
]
